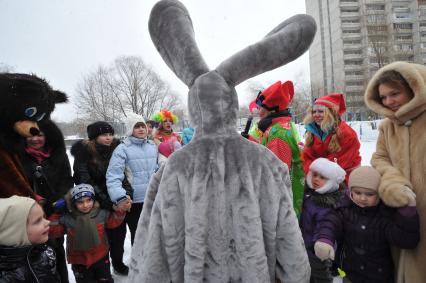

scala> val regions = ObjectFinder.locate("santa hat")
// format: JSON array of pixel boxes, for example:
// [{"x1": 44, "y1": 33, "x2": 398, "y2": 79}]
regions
[
  {"x1": 306, "y1": 158, "x2": 346, "y2": 194},
  {"x1": 250, "y1": 81, "x2": 294, "y2": 112},
  {"x1": 314, "y1": 93, "x2": 346, "y2": 116},
  {"x1": 126, "y1": 112, "x2": 146, "y2": 135}
]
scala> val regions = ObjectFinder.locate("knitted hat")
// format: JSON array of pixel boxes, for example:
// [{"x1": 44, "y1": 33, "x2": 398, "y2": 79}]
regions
[
  {"x1": 306, "y1": 158, "x2": 346, "y2": 194},
  {"x1": 152, "y1": 109, "x2": 179, "y2": 124},
  {"x1": 0, "y1": 196, "x2": 36, "y2": 246},
  {"x1": 314, "y1": 93, "x2": 346, "y2": 116},
  {"x1": 87, "y1": 121, "x2": 114, "y2": 140},
  {"x1": 70, "y1": 184, "x2": 95, "y2": 203},
  {"x1": 126, "y1": 112, "x2": 146, "y2": 135},
  {"x1": 349, "y1": 166, "x2": 381, "y2": 192},
  {"x1": 252, "y1": 81, "x2": 294, "y2": 112}
]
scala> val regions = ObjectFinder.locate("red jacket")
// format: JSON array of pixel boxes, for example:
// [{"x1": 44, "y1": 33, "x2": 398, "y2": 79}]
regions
[
  {"x1": 302, "y1": 121, "x2": 361, "y2": 183},
  {"x1": 49, "y1": 208, "x2": 125, "y2": 267}
]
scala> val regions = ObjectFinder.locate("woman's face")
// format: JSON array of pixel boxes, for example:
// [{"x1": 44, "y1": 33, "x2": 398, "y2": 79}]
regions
[
  {"x1": 96, "y1": 133, "x2": 113, "y2": 146},
  {"x1": 258, "y1": 107, "x2": 270, "y2": 119},
  {"x1": 312, "y1": 105, "x2": 326, "y2": 125},
  {"x1": 27, "y1": 203, "x2": 50, "y2": 244},
  {"x1": 378, "y1": 82, "x2": 413, "y2": 112},
  {"x1": 26, "y1": 132, "x2": 46, "y2": 150},
  {"x1": 162, "y1": 119, "x2": 173, "y2": 131},
  {"x1": 146, "y1": 123, "x2": 153, "y2": 135}
]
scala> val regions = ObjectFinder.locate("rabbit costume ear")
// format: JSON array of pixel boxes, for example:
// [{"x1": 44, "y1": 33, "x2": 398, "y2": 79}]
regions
[
  {"x1": 216, "y1": 14, "x2": 317, "y2": 86},
  {"x1": 149, "y1": 0, "x2": 209, "y2": 87}
]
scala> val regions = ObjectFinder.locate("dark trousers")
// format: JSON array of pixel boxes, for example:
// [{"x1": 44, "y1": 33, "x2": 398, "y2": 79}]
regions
[
  {"x1": 71, "y1": 255, "x2": 113, "y2": 283},
  {"x1": 106, "y1": 221, "x2": 126, "y2": 267},
  {"x1": 48, "y1": 236, "x2": 69, "y2": 283},
  {"x1": 125, "y1": 202, "x2": 143, "y2": 245}
]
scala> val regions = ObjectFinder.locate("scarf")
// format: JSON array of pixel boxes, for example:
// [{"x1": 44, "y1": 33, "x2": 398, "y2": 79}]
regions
[
  {"x1": 258, "y1": 109, "x2": 292, "y2": 133},
  {"x1": 25, "y1": 146, "x2": 51, "y2": 165},
  {"x1": 72, "y1": 201, "x2": 101, "y2": 251}
]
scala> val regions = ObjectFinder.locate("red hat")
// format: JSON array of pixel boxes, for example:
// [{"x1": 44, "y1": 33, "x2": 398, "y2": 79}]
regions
[
  {"x1": 314, "y1": 93, "x2": 346, "y2": 116},
  {"x1": 251, "y1": 81, "x2": 294, "y2": 112}
]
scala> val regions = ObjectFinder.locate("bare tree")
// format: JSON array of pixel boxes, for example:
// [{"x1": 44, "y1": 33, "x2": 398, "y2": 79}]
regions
[{"x1": 0, "y1": 63, "x2": 14, "y2": 72}]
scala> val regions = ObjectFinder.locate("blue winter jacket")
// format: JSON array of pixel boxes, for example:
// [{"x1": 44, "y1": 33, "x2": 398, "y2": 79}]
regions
[{"x1": 106, "y1": 136, "x2": 157, "y2": 204}]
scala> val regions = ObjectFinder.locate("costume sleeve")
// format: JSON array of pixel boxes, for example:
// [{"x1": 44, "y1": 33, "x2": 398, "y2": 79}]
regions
[
  {"x1": 371, "y1": 125, "x2": 412, "y2": 207},
  {"x1": 55, "y1": 153, "x2": 74, "y2": 200},
  {"x1": 302, "y1": 144, "x2": 316, "y2": 175},
  {"x1": 385, "y1": 206, "x2": 420, "y2": 249},
  {"x1": 106, "y1": 144, "x2": 128, "y2": 203},
  {"x1": 266, "y1": 138, "x2": 292, "y2": 170},
  {"x1": 335, "y1": 126, "x2": 361, "y2": 177},
  {"x1": 71, "y1": 142, "x2": 93, "y2": 185}
]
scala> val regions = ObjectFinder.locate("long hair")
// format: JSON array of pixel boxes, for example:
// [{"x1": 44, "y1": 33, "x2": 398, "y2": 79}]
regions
[{"x1": 303, "y1": 106, "x2": 341, "y2": 153}]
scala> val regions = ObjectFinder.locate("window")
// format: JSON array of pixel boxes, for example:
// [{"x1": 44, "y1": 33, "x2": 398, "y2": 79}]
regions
[{"x1": 344, "y1": 50, "x2": 362, "y2": 55}]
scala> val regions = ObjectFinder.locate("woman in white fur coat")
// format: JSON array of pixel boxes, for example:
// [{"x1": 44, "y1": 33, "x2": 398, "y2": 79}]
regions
[{"x1": 364, "y1": 61, "x2": 425, "y2": 283}]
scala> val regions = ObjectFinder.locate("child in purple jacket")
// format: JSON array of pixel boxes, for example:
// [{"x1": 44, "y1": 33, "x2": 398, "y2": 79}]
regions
[
  {"x1": 314, "y1": 166, "x2": 419, "y2": 283},
  {"x1": 300, "y1": 158, "x2": 346, "y2": 283}
]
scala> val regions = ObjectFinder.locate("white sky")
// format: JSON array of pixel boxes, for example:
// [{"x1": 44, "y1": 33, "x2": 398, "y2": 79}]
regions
[{"x1": 0, "y1": 0, "x2": 309, "y2": 122}]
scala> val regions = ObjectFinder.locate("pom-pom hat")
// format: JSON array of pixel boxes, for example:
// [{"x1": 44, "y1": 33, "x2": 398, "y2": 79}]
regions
[
  {"x1": 314, "y1": 93, "x2": 347, "y2": 116},
  {"x1": 306, "y1": 158, "x2": 346, "y2": 194},
  {"x1": 250, "y1": 81, "x2": 294, "y2": 112},
  {"x1": 70, "y1": 184, "x2": 95, "y2": 203}
]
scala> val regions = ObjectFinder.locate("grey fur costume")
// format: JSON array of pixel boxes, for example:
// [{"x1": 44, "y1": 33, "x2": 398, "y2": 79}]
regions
[{"x1": 128, "y1": 1, "x2": 316, "y2": 282}]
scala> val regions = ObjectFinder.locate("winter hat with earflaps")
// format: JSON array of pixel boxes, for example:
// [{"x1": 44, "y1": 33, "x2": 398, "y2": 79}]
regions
[
  {"x1": 348, "y1": 166, "x2": 380, "y2": 192},
  {"x1": 126, "y1": 112, "x2": 146, "y2": 136},
  {"x1": 306, "y1": 158, "x2": 346, "y2": 194},
  {"x1": 314, "y1": 93, "x2": 347, "y2": 116},
  {"x1": 0, "y1": 196, "x2": 36, "y2": 246}
]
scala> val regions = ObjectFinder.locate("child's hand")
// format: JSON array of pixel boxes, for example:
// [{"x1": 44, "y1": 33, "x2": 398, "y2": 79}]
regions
[{"x1": 314, "y1": 241, "x2": 335, "y2": 261}]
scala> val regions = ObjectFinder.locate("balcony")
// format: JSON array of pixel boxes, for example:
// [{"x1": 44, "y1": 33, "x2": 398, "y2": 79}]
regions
[
  {"x1": 342, "y1": 22, "x2": 361, "y2": 29},
  {"x1": 344, "y1": 53, "x2": 363, "y2": 60},
  {"x1": 345, "y1": 85, "x2": 365, "y2": 92},
  {"x1": 345, "y1": 75, "x2": 364, "y2": 81}
]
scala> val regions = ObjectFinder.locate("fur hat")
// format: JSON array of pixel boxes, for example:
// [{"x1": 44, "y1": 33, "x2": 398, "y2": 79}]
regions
[
  {"x1": 252, "y1": 81, "x2": 294, "y2": 112},
  {"x1": 126, "y1": 112, "x2": 146, "y2": 136},
  {"x1": 0, "y1": 196, "x2": 36, "y2": 246},
  {"x1": 70, "y1": 183, "x2": 95, "y2": 203},
  {"x1": 349, "y1": 166, "x2": 381, "y2": 192},
  {"x1": 306, "y1": 158, "x2": 346, "y2": 194},
  {"x1": 87, "y1": 121, "x2": 114, "y2": 140},
  {"x1": 314, "y1": 93, "x2": 346, "y2": 116}
]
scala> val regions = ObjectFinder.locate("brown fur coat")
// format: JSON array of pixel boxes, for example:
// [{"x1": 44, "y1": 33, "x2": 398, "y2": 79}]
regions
[{"x1": 365, "y1": 61, "x2": 426, "y2": 283}]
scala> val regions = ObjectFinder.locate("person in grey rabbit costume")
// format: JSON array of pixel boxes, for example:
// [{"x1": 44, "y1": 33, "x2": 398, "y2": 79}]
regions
[{"x1": 128, "y1": 1, "x2": 317, "y2": 282}]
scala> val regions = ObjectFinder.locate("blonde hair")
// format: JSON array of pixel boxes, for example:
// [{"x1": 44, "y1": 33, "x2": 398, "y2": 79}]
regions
[{"x1": 303, "y1": 106, "x2": 341, "y2": 153}]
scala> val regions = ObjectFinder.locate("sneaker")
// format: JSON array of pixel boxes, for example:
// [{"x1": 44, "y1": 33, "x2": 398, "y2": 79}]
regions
[{"x1": 113, "y1": 262, "x2": 129, "y2": 276}]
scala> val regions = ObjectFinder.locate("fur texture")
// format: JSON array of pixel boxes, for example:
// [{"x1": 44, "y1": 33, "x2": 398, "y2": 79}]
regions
[
  {"x1": 129, "y1": 1, "x2": 316, "y2": 282},
  {"x1": 365, "y1": 61, "x2": 426, "y2": 283}
]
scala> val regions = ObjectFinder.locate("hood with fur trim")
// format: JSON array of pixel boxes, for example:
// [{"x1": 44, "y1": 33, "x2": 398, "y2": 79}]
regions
[{"x1": 364, "y1": 61, "x2": 426, "y2": 124}]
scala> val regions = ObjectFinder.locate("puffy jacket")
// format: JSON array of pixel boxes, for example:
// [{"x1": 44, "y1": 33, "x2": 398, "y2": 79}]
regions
[
  {"x1": 71, "y1": 139, "x2": 132, "y2": 210},
  {"x1": 0, "y1": 244, "x2": 59, "y2": 283},
  {"x1": 106, "y1": 136, "x2": 157, "y2": 203},
  {"x1": 318, "y1": 196, "x2": 420, "y2": 283}
]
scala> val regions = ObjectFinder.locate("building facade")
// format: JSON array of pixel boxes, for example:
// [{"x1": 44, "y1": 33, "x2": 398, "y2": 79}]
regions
[{"x1": 306, "y1": 0, "x2": 426, "y2": 119}]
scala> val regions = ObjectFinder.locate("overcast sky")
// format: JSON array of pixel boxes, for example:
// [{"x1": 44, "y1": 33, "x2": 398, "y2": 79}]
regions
[{"x1": 0, "y1": 0, "x2": 309, "y2": 122}]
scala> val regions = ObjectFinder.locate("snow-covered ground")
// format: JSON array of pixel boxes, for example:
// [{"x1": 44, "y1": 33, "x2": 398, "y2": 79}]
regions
[{"x1": 65, "y1": 120, "x2": 380, "y2": 282}]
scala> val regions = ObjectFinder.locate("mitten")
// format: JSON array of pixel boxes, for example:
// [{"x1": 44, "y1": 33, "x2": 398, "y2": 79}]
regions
[
  {"x1": 401, "y1": 186, "x2": 416, "y2": 206},
  {"x1": 314, "y1": 241, "x2": 335, "y2": 261}
]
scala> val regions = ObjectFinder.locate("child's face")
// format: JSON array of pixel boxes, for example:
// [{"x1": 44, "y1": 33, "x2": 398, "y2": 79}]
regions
[
  {"x1": 351, "y1": 187, "x2": 379, "y2": 208},
  {"x1": 132, "y1": 122, "x2": 148, "y2": 139},
  {"x1": 75, "y1": 197, "x2": 94, "y2": 214},
  {"x1": 27, "y1": 203, "x2": 50, "y2": 244},
  {"x1": 311, "y1": 171, "x2": 328, "y2": 190}
]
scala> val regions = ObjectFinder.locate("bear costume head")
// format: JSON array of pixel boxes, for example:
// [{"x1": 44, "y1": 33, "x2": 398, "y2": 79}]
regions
[
  {"x1": 0, "y1": 73, "x2": 67, "y2": 151},
  {"x1": 0, "y1": 73, "x2": 67, "y2": 199}
]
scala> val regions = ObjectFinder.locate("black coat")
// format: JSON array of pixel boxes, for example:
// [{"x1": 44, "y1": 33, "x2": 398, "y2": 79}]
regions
[
  {"x1": 71, "y1": 139, "x2": 132, "y2": 210},
  {"x1": 0, "y1": 244, "x2": 60, "y2": 283},
  {"x1": 318, "y1": 196, "x2": 420, "y2": 283},
  {"x1": 17, "y1": 120, "x2": 73, "y2": 216}
]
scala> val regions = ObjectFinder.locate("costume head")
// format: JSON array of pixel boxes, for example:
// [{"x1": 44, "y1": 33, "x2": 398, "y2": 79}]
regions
[
  {"x1": 0, "y1": 195, "x2": 36, "y2": 246},
  {"x1": 306, "y1": 158, "x2": 346, "y2": 194},
  {"x1": 251, "y1": 80, "x2": 294, "y2": 112},
  {"x1": 152, "y1": 109, "x2": 179, "y2": 126},
  {"x1": 348, "y1": 166, "x2": 381, "y2": 192},
  {"x1": 87, "y1": 121, "x2": 114, "y2": 140},
  {"x1": 314, "y1": 93, "x2": 346, "y2": 116},
  {"x1": 125, "y1": 112, "x2": 146, "y2": 136},
  {"x1": 70, "y1": 183, "x2": 96, "y2": 203}
]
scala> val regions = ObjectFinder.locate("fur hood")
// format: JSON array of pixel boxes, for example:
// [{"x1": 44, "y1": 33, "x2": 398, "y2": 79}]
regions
[{"x1": 364, "y1": 61, "x2": 426, "y2": 124}]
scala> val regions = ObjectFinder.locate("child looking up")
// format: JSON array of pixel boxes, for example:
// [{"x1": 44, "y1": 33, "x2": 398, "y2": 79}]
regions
[
  {"x1": 0, "y1": 195, "x2": 59, "y2": 282},
  {"x1": 314, "y1": 166, "x2": 420, "y2": 283},
  {"x1": 50, "y1": 184, "x2": 128, "y2": 283},
  {"x1": 300, "y1": 158, "x2": 346, "y2": 283}
]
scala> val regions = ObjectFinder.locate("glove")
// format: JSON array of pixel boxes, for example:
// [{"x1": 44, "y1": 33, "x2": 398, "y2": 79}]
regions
[
  {"x1": 314, "y1": 241, "x2": 335, "y2": 261},
  {"x1": 401, "y1": 186, "x2": 416, "y2": 207}
]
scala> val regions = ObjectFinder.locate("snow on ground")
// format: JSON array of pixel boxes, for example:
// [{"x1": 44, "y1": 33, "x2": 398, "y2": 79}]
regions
[{"x1": 65, "y1": 120, "x2": 380, "y2": 282}]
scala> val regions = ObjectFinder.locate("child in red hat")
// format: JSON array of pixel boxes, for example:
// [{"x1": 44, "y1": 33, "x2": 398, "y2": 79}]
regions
[
  {"x1": 251, "y1": 80, "x2": 305, "y2": 217},
  {"x1": 302, "y1": 93, "x2": 361, "y2": 184}
]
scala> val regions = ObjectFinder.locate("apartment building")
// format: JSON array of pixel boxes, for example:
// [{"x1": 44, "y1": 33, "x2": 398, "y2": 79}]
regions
[{"x1": 305, "y1": 0, "x2": 426, "y2": 119}]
